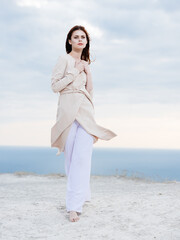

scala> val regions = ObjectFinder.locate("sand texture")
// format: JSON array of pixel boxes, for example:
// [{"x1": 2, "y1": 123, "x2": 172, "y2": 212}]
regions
[{"x1": 0, "y1": 172, "x2": 180, "y2": 240}]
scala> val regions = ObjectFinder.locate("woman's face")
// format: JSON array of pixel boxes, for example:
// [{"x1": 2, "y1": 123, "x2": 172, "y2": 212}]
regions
[{"x1": 69, "y1": 30, "x2": 87, "y2": 50}]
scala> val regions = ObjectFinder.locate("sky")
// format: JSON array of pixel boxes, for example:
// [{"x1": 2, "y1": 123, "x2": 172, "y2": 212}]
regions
[{"x1": 0, "y1": 0, "x2": 180, "y2": 149}]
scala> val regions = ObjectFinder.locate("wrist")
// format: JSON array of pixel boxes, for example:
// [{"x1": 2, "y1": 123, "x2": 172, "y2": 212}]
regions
[{"x1": 86, "y1": 70, "x2": 91, "y2": 75}]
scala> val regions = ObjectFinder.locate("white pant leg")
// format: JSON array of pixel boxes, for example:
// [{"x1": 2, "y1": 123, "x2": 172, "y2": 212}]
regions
[
  {"x1": 64, "y1": 120, "x2": 78, "y2": 176},
  {"x1": 64, "y1": 120, "x2": 93, "y2": 213}
]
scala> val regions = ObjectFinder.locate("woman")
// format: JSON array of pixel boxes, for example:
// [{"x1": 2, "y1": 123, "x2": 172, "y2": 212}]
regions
[{"x1": 51, "y1": 25, "x2": 117, "y2": 222}]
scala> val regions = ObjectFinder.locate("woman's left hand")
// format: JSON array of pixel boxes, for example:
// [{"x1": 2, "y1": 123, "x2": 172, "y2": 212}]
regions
[{"x1": 81, "y1": 60, "x2": 91, "y2": 75}]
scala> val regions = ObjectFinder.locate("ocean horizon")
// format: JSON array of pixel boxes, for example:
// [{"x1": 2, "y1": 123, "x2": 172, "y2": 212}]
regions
[{"x1": 0, "y1": 146, "x2": 180, "y2": 182}]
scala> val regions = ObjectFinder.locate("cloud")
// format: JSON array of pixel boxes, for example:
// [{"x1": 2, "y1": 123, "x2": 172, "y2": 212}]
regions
[
  {"x1": 16, "y1": 0, "x2": 49, "y2": 8},
  {"x1": 1, "y1": 0, "x2": 180, "y2": 148}
]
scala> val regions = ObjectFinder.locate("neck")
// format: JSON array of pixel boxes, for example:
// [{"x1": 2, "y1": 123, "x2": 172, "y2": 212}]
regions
[{"x1": 69, "y1": 50, "x2": 82, "y2": 60}]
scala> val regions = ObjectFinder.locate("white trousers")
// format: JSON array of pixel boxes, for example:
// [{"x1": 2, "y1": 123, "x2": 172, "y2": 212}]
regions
[{"x1": 64, "y1": 119, "x2": 93, "y2": 213}]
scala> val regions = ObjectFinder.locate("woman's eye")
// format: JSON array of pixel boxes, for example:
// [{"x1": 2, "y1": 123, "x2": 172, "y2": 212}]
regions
[{"x1": 74, "y1": 36, "x2": 85, "y2": 39}]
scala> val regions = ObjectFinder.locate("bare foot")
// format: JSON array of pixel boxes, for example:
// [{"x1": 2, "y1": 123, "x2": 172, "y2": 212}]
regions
[{"x1": 69, "y1": 211, "x2": 80, "y2": 222}]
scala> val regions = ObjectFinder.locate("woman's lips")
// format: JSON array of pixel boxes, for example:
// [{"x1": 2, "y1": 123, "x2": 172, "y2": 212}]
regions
[{"x1": 78, "y1": 43, "x2": 83, "y2": 45}]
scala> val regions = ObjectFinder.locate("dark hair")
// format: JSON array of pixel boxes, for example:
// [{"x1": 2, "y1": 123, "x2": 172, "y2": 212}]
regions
[{"x1": 65, "y1": 25, "x2": 93, "y2": 64}]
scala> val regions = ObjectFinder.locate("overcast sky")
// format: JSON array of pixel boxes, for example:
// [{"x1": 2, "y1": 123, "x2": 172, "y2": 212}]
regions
[{"x1": 0, "y1": 0, "x2": 180, "y2": 149}]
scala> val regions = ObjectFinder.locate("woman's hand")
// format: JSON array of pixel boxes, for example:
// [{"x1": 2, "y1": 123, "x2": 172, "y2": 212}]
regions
[
  {"x1": 75, "y1": 59, "x2": 93, "y2": 94},
  {"x1": 75, "y1": 60, "x2": 85, "y2": 73},
  {"x1": 81, "y1": 60, "x2": 91, "y2": 75},
  {"x1": 79, "y1": 60, "x2": 93, "y2": 93},
  {"x1": 75, "y1": 59, "x2": 91, "y2": 75}
]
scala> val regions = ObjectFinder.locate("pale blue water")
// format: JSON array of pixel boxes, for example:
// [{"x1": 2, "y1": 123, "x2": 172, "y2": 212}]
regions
[{"x1": 0, "y1": 146, "x2": 180, "y2": 182}]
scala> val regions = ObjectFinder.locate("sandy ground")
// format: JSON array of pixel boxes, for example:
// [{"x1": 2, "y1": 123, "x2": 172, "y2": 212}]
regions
[{"x1": 0, "y1": 172, "x2": 180, "y2": 240}]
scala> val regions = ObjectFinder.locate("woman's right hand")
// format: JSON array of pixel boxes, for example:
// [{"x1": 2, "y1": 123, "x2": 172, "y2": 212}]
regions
[{"x1": 75, "y1": 60, "x2": 85, "y2": 73}]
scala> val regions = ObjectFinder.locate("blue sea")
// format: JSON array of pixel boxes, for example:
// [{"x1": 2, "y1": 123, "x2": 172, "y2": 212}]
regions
[{"x1": 0, "y1": 146, "x2": 180, "y2": 182}]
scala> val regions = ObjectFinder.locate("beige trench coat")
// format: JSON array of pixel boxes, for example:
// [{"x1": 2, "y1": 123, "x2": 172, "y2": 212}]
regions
[{"x1": 51, "y1": 53, "x2": 117, "y2": 156}]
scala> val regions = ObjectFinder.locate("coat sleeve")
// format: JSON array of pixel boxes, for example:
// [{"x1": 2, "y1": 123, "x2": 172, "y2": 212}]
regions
[
  {"x1": 51, "y1": 55, "x2": 80, "y2": 93},
  {"x1": 89, "y1": 89, "x2": 93, "y2": 99},
  {"x1": 86, "y1": 66, "x2": 93, "y2": 99}
]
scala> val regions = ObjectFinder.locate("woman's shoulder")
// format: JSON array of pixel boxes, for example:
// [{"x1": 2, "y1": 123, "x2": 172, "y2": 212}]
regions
[
  {"x1": 52, "y1": 54, "x2": 69, "y2": 72},
  {"x1": 53, "y1": 54, "x2": 71, "y2": 68},
  {"x1": 56, "y1": 54, "x2": 69, "y2": 62}
]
